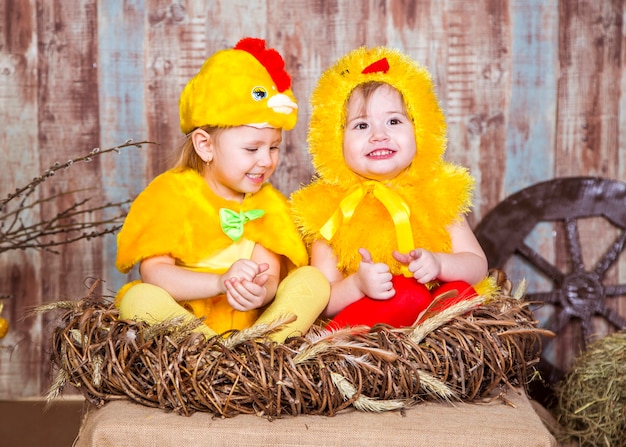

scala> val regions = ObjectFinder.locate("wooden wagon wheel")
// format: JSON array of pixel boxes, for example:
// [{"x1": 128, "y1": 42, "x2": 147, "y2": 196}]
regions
[{"x1": 474, "y1": 177, "x2": 626, "y2": 388}]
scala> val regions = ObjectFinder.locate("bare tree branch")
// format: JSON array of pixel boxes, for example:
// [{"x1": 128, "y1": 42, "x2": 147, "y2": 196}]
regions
[{"x1": 0, "y1": 139, "x2": 157, "y2": 255}]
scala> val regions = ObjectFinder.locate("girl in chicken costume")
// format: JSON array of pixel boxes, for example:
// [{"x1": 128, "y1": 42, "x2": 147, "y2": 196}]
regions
[
  {"x1": 291, "y1": 46, "x2": 495, "y2": 329},
  {"x1": 115, "y1": 38, "x2": 329, "y2": 342}
]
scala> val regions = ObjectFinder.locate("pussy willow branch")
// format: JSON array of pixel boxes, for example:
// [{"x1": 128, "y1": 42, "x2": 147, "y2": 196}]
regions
[
  {"x1": 2, "y1": 140, "x2": 155, "y2": 207},
  {"x1": 0, "y1": 196, "x2": 130, "y2": 254},
  {"x1": 0, "y1": 140, "x2": 157, "y2": 300},
  {"x1": 0, "y1": 139, "x2": 157, "y2": 256}
]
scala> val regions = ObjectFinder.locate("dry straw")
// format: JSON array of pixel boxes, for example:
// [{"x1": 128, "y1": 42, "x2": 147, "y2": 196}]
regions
[
  {"x1": 555, "y1": 331, "x2": 626, "y2": 447},
  {"x1": 45, "y1": 274, "x2": 548, "y2": 419}
]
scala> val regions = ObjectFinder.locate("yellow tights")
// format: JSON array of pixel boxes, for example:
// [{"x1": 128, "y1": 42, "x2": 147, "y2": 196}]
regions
[{"x1": 117, "y1": 266, "x2": 330, "y2": 343}]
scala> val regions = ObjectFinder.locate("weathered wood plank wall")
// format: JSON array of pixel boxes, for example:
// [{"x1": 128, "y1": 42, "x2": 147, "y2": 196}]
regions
[{"x1": 0, "y1": 0, "x2": 624, "y2": 399}]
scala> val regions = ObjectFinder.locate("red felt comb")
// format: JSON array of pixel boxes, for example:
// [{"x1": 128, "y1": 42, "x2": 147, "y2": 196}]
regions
[
  {"x1": 234, "y1": 38, "x2": 291, "y2": 92},
  {"x1": 362, "y1": 57, "x2": 390, "y2": 74}
]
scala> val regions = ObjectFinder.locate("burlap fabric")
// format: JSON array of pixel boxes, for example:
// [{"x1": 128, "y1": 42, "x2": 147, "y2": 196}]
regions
[{"x1": 74, "y1": 389, "x2": 556, "y2": 447}]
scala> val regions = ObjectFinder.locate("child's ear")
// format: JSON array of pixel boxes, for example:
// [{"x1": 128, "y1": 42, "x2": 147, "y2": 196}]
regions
[{"x1": 191, "y1": 129, "x2": 214, "y2": 164}]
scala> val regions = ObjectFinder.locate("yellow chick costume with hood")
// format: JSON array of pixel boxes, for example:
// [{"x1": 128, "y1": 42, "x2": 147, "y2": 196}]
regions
[
  {"x1": 116, "y1": 38, "x2": 329, "y2": 341},
  {"x1": 291, "y1": 46, "x2": 494, "y2": 328}
]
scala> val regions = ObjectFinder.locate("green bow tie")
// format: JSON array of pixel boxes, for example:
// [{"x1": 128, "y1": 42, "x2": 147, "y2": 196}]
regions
[{"x1": 219, "y1": 208, "x2": 265, "y2": 241}]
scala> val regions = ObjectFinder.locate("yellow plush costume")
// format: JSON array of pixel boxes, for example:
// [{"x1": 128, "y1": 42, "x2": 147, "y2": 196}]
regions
[
  {"x1": 291, "y1": 46, "x2": 495, "y2": 316},
  {"x1": 115, "y1": 38, "x2": 330, "y2": 341},
  {"x1": 116, "y1": 168, "x2": 311, "y2": 334}
]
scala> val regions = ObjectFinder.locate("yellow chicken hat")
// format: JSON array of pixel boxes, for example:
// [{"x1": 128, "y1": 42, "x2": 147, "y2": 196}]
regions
[{"x1": 179, "y1": 38, "x2": 298, "y2": 133}]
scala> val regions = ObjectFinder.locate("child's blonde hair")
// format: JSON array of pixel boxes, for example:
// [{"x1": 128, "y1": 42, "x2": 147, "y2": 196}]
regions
[{"x1": 173, "y1": 126, "x2": 225, "y2": 173}]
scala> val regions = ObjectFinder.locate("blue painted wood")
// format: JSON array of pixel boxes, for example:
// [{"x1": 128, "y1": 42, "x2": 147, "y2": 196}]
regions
[
  {"x1": 504, "y1": 0, "x2": 558, "y2": 195},
  {"x1": 97, "y1": 0, "x2": 148, "y2": 292},
  {"x1": 503, "y1": 1, "x2": 559, "y2": 331}
]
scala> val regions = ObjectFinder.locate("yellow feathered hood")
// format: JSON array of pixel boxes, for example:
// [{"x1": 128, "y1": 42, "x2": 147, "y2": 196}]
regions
[
  {"x1": 179, "y1": 38, "x2": 298, "y2": 133},
  {"x1": 291, "y1": 46, "x2": 474, "y2": 276},
  {"x1": 308, "y1": 46, "x2": 449, "y2": 188}
]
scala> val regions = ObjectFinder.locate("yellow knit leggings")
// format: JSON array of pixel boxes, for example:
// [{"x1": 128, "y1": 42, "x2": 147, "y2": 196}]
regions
[{"x1": 117, "y1": 266, "x2": 330, "y2": 342}]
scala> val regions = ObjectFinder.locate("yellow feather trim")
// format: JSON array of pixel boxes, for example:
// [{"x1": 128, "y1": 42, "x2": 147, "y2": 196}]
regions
[
  {"x1": 474, "y1": 276, "x2": 499, "y2": 302},
  {"x1": 292, "y1": 167, "x2": 473, "y2": 276}
]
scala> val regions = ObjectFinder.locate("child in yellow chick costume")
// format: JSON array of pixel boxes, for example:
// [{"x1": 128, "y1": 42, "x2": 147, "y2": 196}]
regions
[
  {"x1": 291, "y1": 47, "x2": 495, "y2": 329},
  {"x1": 115, "y1": 38, "x2": 329, "y2": 342}
]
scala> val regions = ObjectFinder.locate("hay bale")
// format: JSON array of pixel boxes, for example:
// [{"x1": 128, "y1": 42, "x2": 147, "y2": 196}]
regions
[
  {"x1": 44, "y1": 283, "x2": 546, "y2": 419},
  {"x1": 555, "y1": 331, "x2": 626, "y2": 447}
]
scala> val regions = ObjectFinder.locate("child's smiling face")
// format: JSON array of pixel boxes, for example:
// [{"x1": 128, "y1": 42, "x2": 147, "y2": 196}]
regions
[
  {"x1": 342, "y1": 83, "x2": 416, "y2": 182},
  {"x1": 204, "y1": 126, "x2": 282, "y2": 202}
]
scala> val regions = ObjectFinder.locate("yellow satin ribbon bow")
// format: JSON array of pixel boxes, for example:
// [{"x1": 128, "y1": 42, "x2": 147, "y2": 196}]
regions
[
  {"x1": 319, "y1": 181, "x2": 415, "y2": 276},
  {"x1": 219, "y1": 208, "x2": 265, "y2": 241}
]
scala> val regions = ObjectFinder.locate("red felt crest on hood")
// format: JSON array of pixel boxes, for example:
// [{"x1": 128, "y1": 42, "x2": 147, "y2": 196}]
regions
[{"x1": 235, "y1": 38, "x2": 291, "y2": 92}]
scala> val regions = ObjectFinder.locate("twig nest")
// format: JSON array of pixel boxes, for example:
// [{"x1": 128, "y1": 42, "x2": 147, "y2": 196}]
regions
[
  {"x1": 46, "y1": 287, "x2": 545, "y2": 419},
  {"x1": 555, "y1": 331, "x2": 626, "y2": 447}
]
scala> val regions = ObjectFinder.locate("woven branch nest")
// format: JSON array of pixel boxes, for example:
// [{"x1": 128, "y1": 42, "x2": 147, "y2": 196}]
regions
[{"x1": 45, "y1": 274, "x2": 547, "y2": 419}]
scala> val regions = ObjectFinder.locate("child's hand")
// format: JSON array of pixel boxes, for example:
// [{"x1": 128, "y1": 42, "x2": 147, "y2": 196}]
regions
[
  {"x1": 393, "y1": 249, "x2": 441, "y2": 284},
  {"x1": 222, "y1": 261, "x2": 270, "y2": 311},
  {"x1": 220, "y1": 259, "x2": 266, "y2": 286},
  {"x1": 355, "y1": 248, "x2": 395, "y2": 300}
]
